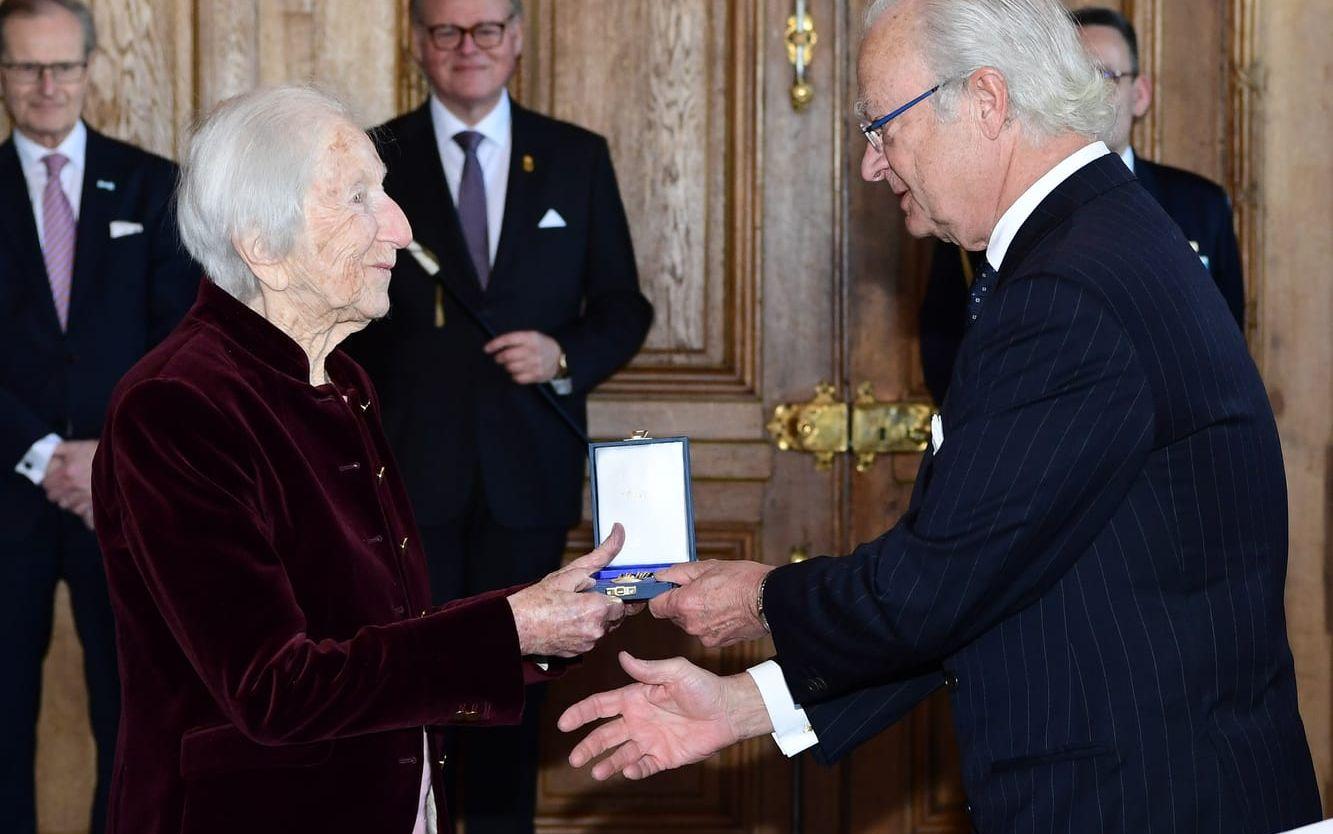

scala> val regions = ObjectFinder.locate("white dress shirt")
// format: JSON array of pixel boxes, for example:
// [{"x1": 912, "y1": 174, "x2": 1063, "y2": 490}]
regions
[
  {"x1": 11, "y1": 122, "x2": 89, "y2": 484},
  {"x1": 749, "y1": 140, "x2": 1115, "y2": 758},
  {"x1": 1120, "y1": 145, "x2": 1136, "y2": 174},
  {"x1": 429, "y1": 92, "x2": 512, "y2": 266}
]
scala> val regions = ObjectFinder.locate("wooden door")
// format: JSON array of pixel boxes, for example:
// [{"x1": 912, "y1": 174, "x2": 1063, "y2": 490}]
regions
[{"x1": 523, "y1": 0, "x2": 969, "y2": 831}]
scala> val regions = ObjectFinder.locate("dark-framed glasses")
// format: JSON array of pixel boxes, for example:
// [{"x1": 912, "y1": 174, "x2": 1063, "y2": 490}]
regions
[
  {"x1": 859, "y1": 85, "x2": 940, "y2": 153},
  {"x1": 424, "y1": 15, "x2": 515, "y2": 51},
  {"x1": 0, "y1": 60, "x2": 87, "y2": 84}
]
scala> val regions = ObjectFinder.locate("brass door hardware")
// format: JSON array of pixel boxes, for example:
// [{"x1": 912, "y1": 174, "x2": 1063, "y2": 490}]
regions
[
  {"x1": 785, "y1": 1, "x2": 817, "y2": 110},
  {"x1": 767, "y1": 382, "x2": 933, "y2": 472},
  {"x1": 788, "y1": 545, "x2": 810, "y2": 564}
]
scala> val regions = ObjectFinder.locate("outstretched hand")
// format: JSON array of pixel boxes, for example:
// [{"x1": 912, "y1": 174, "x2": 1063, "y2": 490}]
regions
[
  {"x1": 649, "y1": 559, "x2": 774, "y2": 647},
  {"x1": 558, "y1": 652, "x2": 773, "y2": 781}
]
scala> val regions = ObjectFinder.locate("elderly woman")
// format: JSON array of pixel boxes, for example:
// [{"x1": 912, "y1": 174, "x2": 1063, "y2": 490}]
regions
[{"x1": 91, "y1": 85, "x2": 629, "y2": 834}]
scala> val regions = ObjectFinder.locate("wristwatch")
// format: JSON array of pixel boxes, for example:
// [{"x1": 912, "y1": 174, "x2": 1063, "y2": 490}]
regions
[{"x1": 551, "y1": 351, "x2": 572, "y2": 396}]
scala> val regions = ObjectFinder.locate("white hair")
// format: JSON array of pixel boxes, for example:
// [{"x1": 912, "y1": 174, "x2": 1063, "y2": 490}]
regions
[
  {"x1": 177, "y1": 85, "x2": 356, "y2": 301},
  {"x1": 865, "y1": 0, "x2": 1113, "y2": 141}
]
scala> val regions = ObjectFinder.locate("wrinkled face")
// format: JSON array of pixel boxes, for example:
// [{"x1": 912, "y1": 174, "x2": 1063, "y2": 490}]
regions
[
  {"x1": 1079, "y1": 24, "x2": 1150, "y2": 154},
  {"x1": 412, "y1": 0, "x2": 521, "y2": 118},
  {"x1": 856, "y1": 5, "x2": 988, "y2": 247},
  {"x1": 284, "y1": 124, "x2": 412, "y2": 324},
  {"x1": 0, "y1": 8, "x2": 89, "y2": 147}
]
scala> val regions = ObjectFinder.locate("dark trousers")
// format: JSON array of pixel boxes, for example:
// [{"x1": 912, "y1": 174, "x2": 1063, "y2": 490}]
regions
[
  {"x1": 419, "y1": 484, "x2": 568, "y2": 834},
  {"x1": 0, "y1": 501, "x2": 120, "y2": 834}
]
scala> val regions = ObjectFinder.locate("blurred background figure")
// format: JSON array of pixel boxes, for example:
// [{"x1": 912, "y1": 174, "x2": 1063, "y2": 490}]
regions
[
  {"x1": 0, "y1": 1, "x2": 197, "y2": 831},
  {"x1": 347, "y1": 1, "x2": 652, "y2": 831},
  {"x1": 918, "y1": 4, "x2": 1245, "y2": 405}
]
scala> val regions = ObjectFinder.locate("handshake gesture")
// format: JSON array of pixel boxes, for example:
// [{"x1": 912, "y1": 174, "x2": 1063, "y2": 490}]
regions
[{"x1": 558, "y1": 559, "x2": 780, "y2": 780}]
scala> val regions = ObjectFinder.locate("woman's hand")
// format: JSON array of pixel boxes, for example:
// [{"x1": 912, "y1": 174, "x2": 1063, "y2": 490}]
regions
[{"x1": 506, "y1": 524, "x2": 641, "y2": 656}]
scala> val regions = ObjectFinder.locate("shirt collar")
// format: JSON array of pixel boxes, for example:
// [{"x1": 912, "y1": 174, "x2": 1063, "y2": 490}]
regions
[
  {"x1": 13, "y1": 119, "x2": 87, "y2": 174},
  {"x1": 1120, "y1": 145, "x2": 1136, "y2": 173},
  {"x1": 985, "y1": 141, "x2": 1111, "y2": 271},
  {"x1": 429, "y1": 90, "x2": 511, "y2": 150}
]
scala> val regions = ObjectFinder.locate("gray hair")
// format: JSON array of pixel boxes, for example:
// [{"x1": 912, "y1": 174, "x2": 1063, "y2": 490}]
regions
[
  {"x1": 0, "y1": 0, "x2": 97, "y2": 58},
  {"x1": 865, "y1": 0, "x2": 1113, "y2": 141},
  {"x1": 177, "y1": 85, "x2": 355, "y2": 302},
  {"x1": 409, "y1": 0, "x2": 522, "y2": 25}
]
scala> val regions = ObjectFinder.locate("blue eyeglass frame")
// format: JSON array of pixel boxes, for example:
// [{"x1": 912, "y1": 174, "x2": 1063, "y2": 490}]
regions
[{"x1": 860, "y1": 84, "x2": 941, "y2": 147}]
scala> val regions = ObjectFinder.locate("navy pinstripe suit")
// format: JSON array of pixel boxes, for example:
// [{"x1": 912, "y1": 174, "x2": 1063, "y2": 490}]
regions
[{"x1": 763, "y1": 153, "x2": 1321, "y2": 833}]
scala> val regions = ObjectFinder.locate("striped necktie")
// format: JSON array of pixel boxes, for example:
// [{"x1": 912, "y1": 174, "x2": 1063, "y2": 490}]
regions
[{"x1": 41, "y1": 153, "x2": 76, "y2": 330}]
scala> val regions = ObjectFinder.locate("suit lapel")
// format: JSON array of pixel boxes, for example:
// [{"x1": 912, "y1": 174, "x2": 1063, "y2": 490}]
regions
[
  {"x1": 69, "y1": 129, "x2": 117, "y2": 330},
  {"x1": 488, "y1": 103, "x2": 547, "y2": 294},
  {"x1": 0, "y1": 138, "x2": 62, "y2": 332},
  {"x1": 998, "y1": 153, "x2": 1135, "y2": 283},
  {"x1": 389, "y1": 104, "x2": 487, "y2": 309}
]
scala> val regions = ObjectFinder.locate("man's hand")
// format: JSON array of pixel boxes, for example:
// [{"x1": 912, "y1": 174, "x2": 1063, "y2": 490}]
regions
[
  {"x1": 44, "y1": 440, "x2": 98, "y2": 529},
  {"x1": 507, "y1": 524, "x2": 641, "y2": 657},
  {"x1": 484, "y1": 330, "x2": 562, "y2": 385},
  {"x1": 558, "y1": 652, "x2": 772, "y2": 781},
  {"x1": 649, "y1": 560, "x2": 774, "y2": 648}
]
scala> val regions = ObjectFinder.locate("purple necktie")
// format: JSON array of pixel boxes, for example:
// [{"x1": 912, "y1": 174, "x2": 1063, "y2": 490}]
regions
[
  {"x1": 41, "y1": 153, "x2": 76, "y2": 330},
  {"x1": 453, "y1": 131, "x2": 490, "y2": 288}
]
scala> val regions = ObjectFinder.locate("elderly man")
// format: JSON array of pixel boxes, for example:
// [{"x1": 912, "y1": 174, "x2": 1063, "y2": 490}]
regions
[
  {"x1": 919, "y1": 5, "x2": 1246, "y2": 403},
  {"x1": 92, "y1": 85, "x2": 635, "y2": 834},
  {"x1": 346, "y1": 0, "x2": 651, "y2": 830},
  {"x1": 0, "y1": 1, "x2": 197, "y2": 831},
  {"x1": 559, "y1": 1, "x2": 1322, "y2": 832}
]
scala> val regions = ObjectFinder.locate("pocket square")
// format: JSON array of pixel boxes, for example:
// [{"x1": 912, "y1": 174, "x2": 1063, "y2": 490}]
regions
[
  {"x1": 930, "y1": 412, "x2": 944, "y2": 453},
  {"x1": 109, "y1": 220, "x2": 144, "y2": 239},
  {"x1": 537, "y1": 208, "x2": 566, "y2": 229}
]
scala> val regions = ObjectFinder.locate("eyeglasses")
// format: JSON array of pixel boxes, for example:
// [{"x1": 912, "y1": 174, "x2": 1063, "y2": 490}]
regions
[
  {"x1": 859, "y1": 85, "x2": 940, "y2": 153},
  {"x1": 423, "y1": 16, "x2": 515, "y2": 51},
  {"x1": 1100, "y1": 68, "x2": 1137, "y2": 83},
  {"x1": 0, "y1": 60, "x2": 87, "y2": 84}
]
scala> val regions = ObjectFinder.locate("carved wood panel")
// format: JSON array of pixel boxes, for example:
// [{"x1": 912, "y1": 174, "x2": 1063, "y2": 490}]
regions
[{"x1": 520, "y1": 0, "x2": 760, "y2": 396}]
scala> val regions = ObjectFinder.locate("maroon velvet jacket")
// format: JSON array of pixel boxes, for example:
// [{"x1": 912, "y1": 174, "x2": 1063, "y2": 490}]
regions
[{"x1": 93, "y1": 281, "x2": 535, "y2": 834}]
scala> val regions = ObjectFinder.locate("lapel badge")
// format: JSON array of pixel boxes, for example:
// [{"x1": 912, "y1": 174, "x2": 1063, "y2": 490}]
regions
[
  {"x1": 522, "y1": 154, "x2": 535, "y2": 173},
  {"x1": 96, "y1": 179, "x2": 116, "y2": 191}
]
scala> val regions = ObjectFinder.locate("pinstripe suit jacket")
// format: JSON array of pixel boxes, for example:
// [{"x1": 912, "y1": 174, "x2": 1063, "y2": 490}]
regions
[{"x1": 763, "y1": 154, "x2": 1321, "y2": 833}]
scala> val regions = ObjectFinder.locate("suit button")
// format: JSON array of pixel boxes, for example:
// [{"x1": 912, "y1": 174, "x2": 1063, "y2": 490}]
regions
[
  {"x1": 944, "y1": 672, "x2": 959, "y2": 690},
  {"x1": 392, "y1": 605, "x2": 406, "y2": 616},
  {"x1": 808, "y1": 677, "x2": 827, "y2": 694},
  {"x1": 437, "y1": 756, "x2": 448, "y2": 767}
]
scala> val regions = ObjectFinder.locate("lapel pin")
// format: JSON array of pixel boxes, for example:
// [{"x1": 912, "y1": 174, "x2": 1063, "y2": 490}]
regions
[
  {"x1": 522, "y1": 154, "x2": 535, "y2": 173},
  {"x1": 96, "y1": 180, "x2": 116, "y2": 191}
]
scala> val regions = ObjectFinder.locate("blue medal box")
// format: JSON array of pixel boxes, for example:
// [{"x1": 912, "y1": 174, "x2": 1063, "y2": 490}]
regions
[{"x1": 587, "y1": 433, "x2": 696, "y2": 601}]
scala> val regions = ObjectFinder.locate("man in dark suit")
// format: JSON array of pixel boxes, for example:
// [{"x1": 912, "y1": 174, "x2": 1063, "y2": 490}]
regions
[
  {"x1": 919, "y1": 5, "x2": 1245, "y2": 404},
  {"x1": 557, "y1": 1, "x2": 1322, "y2": 831},
  {"x1": 0, "y1": 1, "x2": 198, "y2": 831},
  {"x1": 346, "y1": 1, "x2": 652, "y2": 831}
]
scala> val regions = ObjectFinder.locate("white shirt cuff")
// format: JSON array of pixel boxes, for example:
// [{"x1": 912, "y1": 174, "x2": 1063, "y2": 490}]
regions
[
  {"x1": 746, "y1": 659, "x2": 819, "y2": 757},
  {"x1": 15, "y1": 433, "x2": 62, "y2": 485}
]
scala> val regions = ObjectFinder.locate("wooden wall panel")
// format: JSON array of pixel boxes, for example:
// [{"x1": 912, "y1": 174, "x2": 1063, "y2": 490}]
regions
[{"x1": 521, "y1": 0, "x2": 760, "y2": 395}]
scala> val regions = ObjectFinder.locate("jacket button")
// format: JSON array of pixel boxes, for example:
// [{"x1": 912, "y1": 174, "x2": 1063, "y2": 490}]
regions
[
  {"x1": 808, "y1": 677, "x2": 827, "y2": 694},
  {"x1": 944, "y1": 672, "x2": 959, "y2": 690},
  {"x1": 392, "y1": 605, "x2": 406, "y2": 616},
  {"x1": 437, "y1": 756, "x2": 448, "y2": 767}
]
